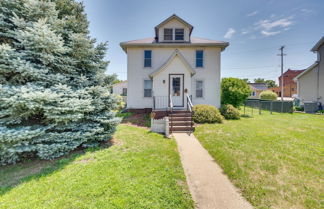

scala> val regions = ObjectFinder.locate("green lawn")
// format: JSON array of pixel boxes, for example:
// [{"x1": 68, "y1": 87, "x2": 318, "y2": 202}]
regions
[
  {"x1": 195, "y1": 109, "x2": 324, "y2": 209},
  {"x1": 0, "y1": 125, "x2": 193, "y2": 209}
]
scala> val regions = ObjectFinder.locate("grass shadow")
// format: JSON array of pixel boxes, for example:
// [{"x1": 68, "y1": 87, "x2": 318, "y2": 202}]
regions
[{"x1": 0, "y1": 141, "x2": 114, "y2": 196}]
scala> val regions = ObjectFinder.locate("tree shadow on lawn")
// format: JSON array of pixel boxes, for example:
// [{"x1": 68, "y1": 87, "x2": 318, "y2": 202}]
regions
[{"x1": 0, "y1": 140, "x2": 115, "y2": 196}]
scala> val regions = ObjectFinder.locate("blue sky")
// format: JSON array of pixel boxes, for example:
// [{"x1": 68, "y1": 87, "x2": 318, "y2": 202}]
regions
[{"x1": 78, "y1": 0, "x2": 324, "y2": 83}]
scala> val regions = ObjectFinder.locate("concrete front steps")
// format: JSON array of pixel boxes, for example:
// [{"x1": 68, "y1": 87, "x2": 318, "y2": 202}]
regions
[{"x1": 169, "y1": 110, "x2": 194, "y2": 133}]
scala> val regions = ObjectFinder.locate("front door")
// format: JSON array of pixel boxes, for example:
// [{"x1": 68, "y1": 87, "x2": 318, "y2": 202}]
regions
[{"x1": 169, "y1": 74, "x2": 184, "y2": 107}]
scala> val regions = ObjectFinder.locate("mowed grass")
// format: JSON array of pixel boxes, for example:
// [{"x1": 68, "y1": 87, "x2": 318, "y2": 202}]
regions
[
  {"x1": 0, "y1": 125, "x2": 193, "y2": 209},
  {"x1": 195, "y1": 109, "x2": 324, "y2": 209}
]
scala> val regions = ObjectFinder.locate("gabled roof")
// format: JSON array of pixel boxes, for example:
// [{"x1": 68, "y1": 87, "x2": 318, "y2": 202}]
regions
[
  {"x1": 248, "y1": 83, "x2": 268, "y2": 91},
  {"x1": 149, "y1": 49, "x2": 196, "y2": 78},
  {"x1": 293, "y1": 62, "x2": 319, "y2": 81},
  {"x1": 155, "y1": 14, "x2": 193, "y2": 38},
  {"x1": 120, "y1": 37, "x2": 229, "y2": 52},
  {"x1": 311, "y1": 36, "x2": 324, "y2": 52},
  {"x1": 112, "y1": 80, "x2": 127, "y2": 87}
]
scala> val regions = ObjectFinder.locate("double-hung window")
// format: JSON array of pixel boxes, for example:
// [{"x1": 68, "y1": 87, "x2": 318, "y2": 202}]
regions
[
  {"x1": 196, "y1": 50, "x2": 204, "y2": 68},
  {"x1": 175, "y1": 29, "x2": 184, "y2": 40},
  {"x1": 122, "y1": 88, "x2": 127, "y2": 96},
  {"x1": 196, "y1": 80, "x2": 203, "y2": 98},
  {"x1": 144, "y1": 50, "x2": 152, "y2": 67},
  {"x1": 144, "y1": 80, "x2": 152, "y2": 97},
  {"x1": 164, "y1": 28, "x2": 173, "y2": 41}
]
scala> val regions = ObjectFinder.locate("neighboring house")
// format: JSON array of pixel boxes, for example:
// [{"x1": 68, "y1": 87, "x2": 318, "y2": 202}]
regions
[
  {"x1": 112, "y1": 81, "x2": 127, "y2": 102},
  {"x1": 269, "y1": 69, "x2": 305, "y2": 97},
  {"x1": 120, "y1": 14, "x2": 229, "y2": 111},
  {"x1": 248, "y1": 83, "x2": 268, "y2": 99},
  {"x1": 294, "y1": 36, "x2": 324, "y2": 105}
]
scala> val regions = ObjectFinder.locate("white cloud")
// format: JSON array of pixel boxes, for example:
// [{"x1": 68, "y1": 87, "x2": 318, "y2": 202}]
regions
[
  {"x1": 300, "y1": 8, "x2": 313, "y2": 15},
  {"x1": 241, "y1": 29, "x2": 249, "y2": 35},
  {"x1": 246, "y1": 11, "x2": 258, "y2": 17},
  {"x1": 261, "y1": 30, "x2": 281, "y2": 36},
  {"x1": 224, "y1": 28, "x2": 236, "y2": 39},
  {"x1": 255, "y1": 16, "x2": 293, "y2": 37},
  {"x1": 256, "y1": 16, "x2": 293, "y2": 31}
]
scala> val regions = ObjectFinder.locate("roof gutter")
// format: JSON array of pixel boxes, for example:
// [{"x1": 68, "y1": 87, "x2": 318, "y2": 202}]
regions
[{"x1": 120, "y1": 42, "x2": 229, "y2": 53}]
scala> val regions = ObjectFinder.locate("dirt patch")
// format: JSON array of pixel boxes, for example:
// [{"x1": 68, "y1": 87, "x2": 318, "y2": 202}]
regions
[
  {"x1": 110, "y1": 138, "x2": 123, "y2": 146},
  {"x1": 121, "y1": 113, "x2": 150, "y2": 129}
]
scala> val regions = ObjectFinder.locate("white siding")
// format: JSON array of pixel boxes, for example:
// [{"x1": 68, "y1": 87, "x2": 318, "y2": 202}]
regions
[
  {"x1": 297, "y1": 45, "x2": 324, "y2": 104},
  {"x1": 126, "y1": 47, "x2": 222, "y2": 109},
  {"x1": 158, "y1": 19, "x2": 190, "y2": 42},
  {"x1": 319, "y1": 46, "x2": 324, "y2": 104},
  {"x1": 298, "y1": 66, "x2": 318, "y2": 102},
  {"x1": 112, "y1": 81, "x2": 127, "y2": 95}
]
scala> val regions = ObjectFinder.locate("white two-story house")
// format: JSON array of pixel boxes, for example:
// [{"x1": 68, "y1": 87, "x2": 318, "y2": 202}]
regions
[{"x1": 120, "y1": 14, "x2": 229, "y2": 112}]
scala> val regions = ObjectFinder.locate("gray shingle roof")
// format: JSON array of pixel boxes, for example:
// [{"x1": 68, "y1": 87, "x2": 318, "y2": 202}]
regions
[
  {"x1": 120, "y1": 37, "x2": 229, "y2": 52},
  {"x1": 248, "y1": 83, "x2": 268, "y2": 91}
]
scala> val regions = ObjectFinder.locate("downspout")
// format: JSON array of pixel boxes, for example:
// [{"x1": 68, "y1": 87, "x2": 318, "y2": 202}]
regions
[{"x1": 316, "y1": 50, "x2": 321, "y2": 103}]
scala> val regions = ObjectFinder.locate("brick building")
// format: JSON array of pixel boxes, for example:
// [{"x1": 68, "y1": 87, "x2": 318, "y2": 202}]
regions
[{"x1": 270, "y1": 69, "x2": 305, "y2": 97}]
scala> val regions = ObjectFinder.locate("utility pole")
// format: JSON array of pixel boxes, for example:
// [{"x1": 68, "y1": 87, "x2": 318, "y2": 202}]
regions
[{"x1": 278, "y1": 46, "x2": 286, "y2": 112}]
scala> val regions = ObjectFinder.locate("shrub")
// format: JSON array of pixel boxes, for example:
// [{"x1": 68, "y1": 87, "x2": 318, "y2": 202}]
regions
[
  {"x1": 316, "y1": 110, "x2": 324, "y2": 114},
  {"x1": 260, "y1": 90, "x2": 278, "y2": 101},
  {"x1": 221, "y1": 78, "x2": 251, "y2": 108},
  {"x1": 295, "y1": 106, "x2": 304, "y2": 112},
  {"x1": 220, "y1": 104, "x2": 240, "y2": 120},
  {"x1": 193, "y1": 105, "x2": 224, "y2": 123}
]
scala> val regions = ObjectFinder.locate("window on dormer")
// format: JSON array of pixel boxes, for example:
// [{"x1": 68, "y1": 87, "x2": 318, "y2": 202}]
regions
[
  {"x1": 175, "y1": 29, "x2": 184, "y2": 40},
  {"x1": 164, "y1": 28, "x2": 173, "y2": 41}
]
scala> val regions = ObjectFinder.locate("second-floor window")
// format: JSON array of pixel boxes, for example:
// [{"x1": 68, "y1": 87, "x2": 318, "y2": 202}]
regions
[
  {"x1": 196, "y1": 50, "x2": 204, "y2": 68},
  {"x1": 144, "y1": 50, "x2": 152, "y2": 67},
  {"x1": 175, "y1": 29, "x2": 184, "y2": 40},
  {"x1": 164, "y1": 28, "x2": 173, "y2": 41}
]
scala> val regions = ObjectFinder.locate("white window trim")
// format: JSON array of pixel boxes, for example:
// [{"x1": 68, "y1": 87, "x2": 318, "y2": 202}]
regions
[
  {"x1": 163, "y1": 28, "x2": 186, "y2": 42},
  {"x1": 163, "y1": 28, "x2": 173, "y2": 41},
  {"x1": 143, "y1": 50, "x2": 152, "y2": 68},
  {"x1": 195, "y1": 79, "x2": 205, "y2": 99},
  {"x1": 174, "y1": 28, "x2": 185, "y2": 42},
  {"x1": 143, "y1": 79, "x2": 153, "y2": 98},
  {"x1": 195, "y1": 50, "x2": 204, "y2": 68}
]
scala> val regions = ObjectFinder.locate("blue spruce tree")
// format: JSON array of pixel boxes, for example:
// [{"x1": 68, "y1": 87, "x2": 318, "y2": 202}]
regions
[{"x1": 0, "y1": 0, "x2": 120, "y2": 165}]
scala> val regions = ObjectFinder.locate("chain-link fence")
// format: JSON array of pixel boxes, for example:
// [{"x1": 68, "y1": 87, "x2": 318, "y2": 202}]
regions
[{"x1": 243, "y1": 99, "x2": 293, "y2": 115}]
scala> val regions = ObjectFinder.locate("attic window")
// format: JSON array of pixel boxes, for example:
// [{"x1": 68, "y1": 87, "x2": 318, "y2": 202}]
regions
[
  {"x1": 175, "y1": 29, "x2": 184, "y2": 40},
  {"x1": 164, "y1": 28, "x2": 173, "y2": 41}
]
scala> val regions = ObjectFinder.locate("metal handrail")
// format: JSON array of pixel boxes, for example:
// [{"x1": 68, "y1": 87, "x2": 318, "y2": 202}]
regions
[
  {"x1": 186, "y1": 94, "x2": 194, "y2": 134},
  {"x1": 169, "y1": 94, "x2": 173, "y2": 133},
  {"x1": 186, "y1": 94, "x2": 193, "y2": 111}
]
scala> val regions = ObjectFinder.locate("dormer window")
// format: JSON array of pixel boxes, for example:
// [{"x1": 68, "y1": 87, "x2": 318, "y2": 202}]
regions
[
  {"x1": 175, "y1": 29, "x2": 184, "y2": 40},
  {"x1": 164, "y1": 28, "x2": 173, "y2": 41}
]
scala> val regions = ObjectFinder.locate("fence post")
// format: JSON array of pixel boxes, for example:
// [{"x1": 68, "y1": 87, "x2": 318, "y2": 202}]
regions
[
  {"x1": 259, "y1": 101, "x2": 261, "y2": 115},
  {"x1": 270, "y1": 101, "x2": 273, "y2": 114},
  {"x1": 244, "y1": 103, "x2": 246, "y2": 115}
]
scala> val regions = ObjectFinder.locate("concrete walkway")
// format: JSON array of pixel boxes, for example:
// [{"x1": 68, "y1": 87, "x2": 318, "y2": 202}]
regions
[{"x1": 173, "y1": 133, "x2": 253, "y2": 209}]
